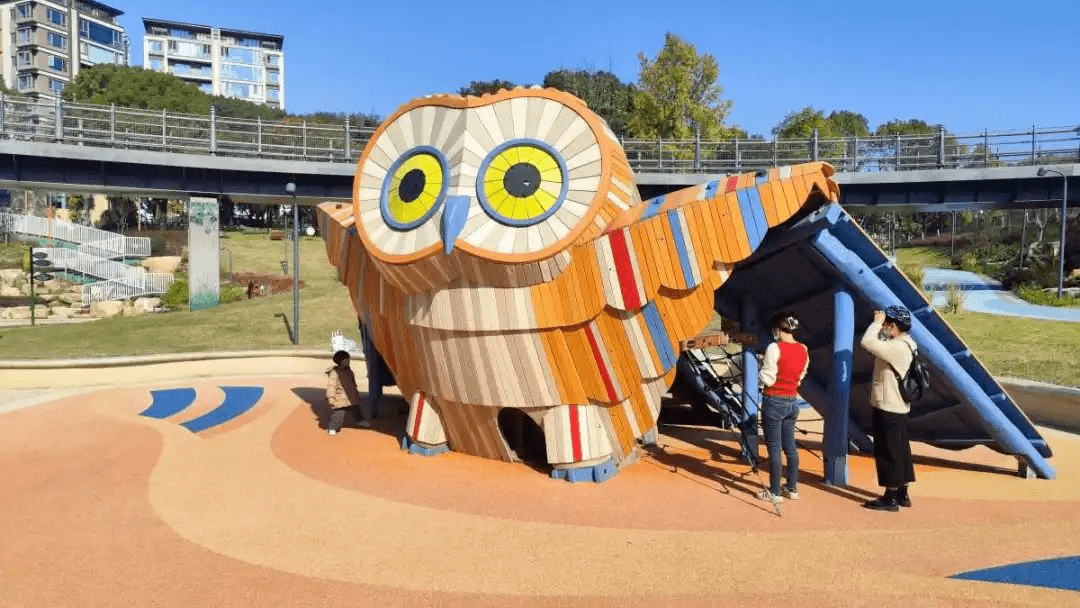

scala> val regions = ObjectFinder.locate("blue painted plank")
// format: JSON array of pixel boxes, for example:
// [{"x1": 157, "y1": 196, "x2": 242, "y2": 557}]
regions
[
  {"x1": 140, "y1": 388, "x2": 196, "y2": 419},
  {"x1": 641, "y1": 195, "x2": 666, "y2": 220},
  {"x1": 641, "y1": 301, "x2": 676, "y2": 372},
  {"x1": 665, "y1": 209, "x2": 697, "y2": 289},
  {"x1": 179, "y1": 386, "x2": 264, "y2": 433},
  {"x1": 736, "y1": 189, "x2": 765, "y2": 249}
]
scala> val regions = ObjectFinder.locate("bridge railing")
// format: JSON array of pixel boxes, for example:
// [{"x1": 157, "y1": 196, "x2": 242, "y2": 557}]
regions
[
  {"x1": 0, "y1": 93, "x2": 1076, "y2": 173},
  {"x1": 36, "y1": 247, "x2": 148, "y2": 283}
]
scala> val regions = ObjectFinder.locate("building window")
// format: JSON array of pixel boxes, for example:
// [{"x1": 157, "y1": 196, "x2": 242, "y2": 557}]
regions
[
  {"x1": 47, "y1": 54, "x2": 67, "y2": 71},
  {"x1": 198, "y1": 83, "x2": 212, "y2": 94},
  {"x1": 267, "y1": 87, "x2": 279, "y2": 101},
  {"x1": 17, "y1": 74, "x2": 34, "y2": 90},
  {"x1": 17, "y1": 28, "x2": 32, "y2": 44},
  {"x1": 47, "y1": 32, "x2": 67, "y2": 50},
  {"x1": 267, "y1": 70, "x2": 279, "y2": 84},
  {"x1": 47, "y1": 8, "x2": 66, "y2": 26},
  {"x1": 15, "y1": 3, "x2": 32, "y2": 19},
  {"x1": 265, "y1": 53, "x2": 280, "y2": 67},
  {"x1": 17, "y1": 51, "x2": 31, "y2": 67},
  {"x1": 149, "y1": 58, "x2": 163, "y2": 71},
  {"x1": 222, "y1": 47, "x2": 259, "y2": 65},
  {"x1": 79, "y1": 19, "x2": 122, "y2": 50},
  {"x1": 149, "y1": 39, "x2": 163, "y2": 53},
  {"x1": 49, "y1": 78, "x2": 65, "y2": 94}
]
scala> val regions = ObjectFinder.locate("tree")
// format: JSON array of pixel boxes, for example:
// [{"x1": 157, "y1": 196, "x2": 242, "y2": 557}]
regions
[
  {"x1": 62, "y1": 65, "x2": 210, "y2": 113},
  {"x1": 628, "y1": 33, "x2": 737, "y2": 140},
  {"x1": 457, "y1": 80, "x2": 519, "y2": 97},
  {"x1": 772, "y1": 107, "x2": 870, "y2": 139},
  {"x1": 542, "y1": 69, "x2": 636, "y2": 138}
]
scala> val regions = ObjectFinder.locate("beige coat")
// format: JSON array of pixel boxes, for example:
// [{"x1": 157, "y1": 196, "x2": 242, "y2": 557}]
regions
[
  {"x1": 326, "y1": 364, "x2": 363, "y2": 410},
  {"x1": 860, "y1": 320, "x2": 917, "y2": 414}
]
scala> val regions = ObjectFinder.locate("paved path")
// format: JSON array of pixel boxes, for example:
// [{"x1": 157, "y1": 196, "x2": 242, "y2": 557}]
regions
[{"x1": 923, "y1": 267, "x2": 1080, "y2": 322}]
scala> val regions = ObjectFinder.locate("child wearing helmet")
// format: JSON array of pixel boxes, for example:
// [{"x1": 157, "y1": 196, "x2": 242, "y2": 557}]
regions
[
  {"x1": 757, "y1": 312, "x2": 809, "y2": 503},
  {"x1": 859, "y1": 305, "x2": 918, "y2": 511}
]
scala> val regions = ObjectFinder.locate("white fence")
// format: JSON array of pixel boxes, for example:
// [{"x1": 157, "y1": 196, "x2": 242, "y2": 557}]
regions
[
  {"x1": 81, "y1": 275, "x2": 174, "y2": 307},
  {"x1": 0, "y1": 212, "x2": 150, "y2": 258},
  {"x1": 36, "y1": 247, "x2": 147, "y2": 283}
]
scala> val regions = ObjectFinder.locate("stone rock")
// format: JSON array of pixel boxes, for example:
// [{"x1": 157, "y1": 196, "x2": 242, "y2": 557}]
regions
[
  {"x1": 38, "y1": 293, "x2": 59, "y2": 304},
  {"x1": 42, "y1": 279, "x2": 68, "y2": 292},
  {"x1": 58, "y1": 292, "x2": 83, "y2": 306},
  {"x1": 91, "y1": 300, "x2": 124, "y2": 318},
  {"x1": 49, "y1": 306, "x2": 76, "y2": 318},
  {"x1": 0, "y1": 268, "x2": 23, "y2": 284},
  {"x1": 6, "y1": 306, "x2": 31, "y2": 320},
  {"x1": 18, "y1": 283, "x2": 30, "y2": 297},
  {"x1": 122, "y1": 303, "x2": 134, "y2": 316},
  {"x1": 142, "y1": 256, "x2": 182, "y2": 274},
  {"x1": 132, "y1": 297, "x2": 161, "y2": 314},
  {"x1": 1, "y1": 285, "x2": 19, "y2": 298}
]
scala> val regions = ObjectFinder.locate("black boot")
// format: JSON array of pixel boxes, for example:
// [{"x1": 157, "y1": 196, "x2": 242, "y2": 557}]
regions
[
  {"x1": 897, "y1": 485, "x2": 911, "y2": 508},
  {"x1": 863, "y1": 488, "x2": 900, "y2": 512}
]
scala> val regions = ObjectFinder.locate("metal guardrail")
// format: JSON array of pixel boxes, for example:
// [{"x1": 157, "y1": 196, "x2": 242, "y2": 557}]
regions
[
  {"x1": 0, "y1": 93, "x2": 1076, "y2": 173},
  {"x1": 37, "y1": 247, "x2": 147, "y2": 283},
  {"x1": 0, "y1": 211, "x2": 150, "y2": 257}
]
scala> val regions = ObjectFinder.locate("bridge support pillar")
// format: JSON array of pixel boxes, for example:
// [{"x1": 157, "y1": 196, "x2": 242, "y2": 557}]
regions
[
  {"x1": 187, "y1": 196, "x2": 220, "y2": 311},
  {"x1": 824, "y1": 288, "x2": 854, "y2": 486}
]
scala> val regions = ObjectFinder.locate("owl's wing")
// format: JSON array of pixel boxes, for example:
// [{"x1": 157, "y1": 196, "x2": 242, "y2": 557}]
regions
[{"x1": 524, "y1": 162, "x2": 839, "y2": 422}]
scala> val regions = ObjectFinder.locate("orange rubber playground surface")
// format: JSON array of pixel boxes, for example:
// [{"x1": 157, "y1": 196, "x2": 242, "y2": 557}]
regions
[{"x1": 2, "y1": 369, "x2": 1079, "y2": 607}]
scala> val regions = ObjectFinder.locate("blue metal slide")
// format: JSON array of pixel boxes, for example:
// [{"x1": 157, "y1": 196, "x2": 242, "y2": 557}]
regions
[{"x1": 709, "y1": 203, "x2": 1054, "y2": 480}]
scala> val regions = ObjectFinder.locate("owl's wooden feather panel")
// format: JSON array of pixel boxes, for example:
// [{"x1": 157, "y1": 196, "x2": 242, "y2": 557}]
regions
[{"x1": 317, "y1": 87, "x2": 839, "y2": 475}]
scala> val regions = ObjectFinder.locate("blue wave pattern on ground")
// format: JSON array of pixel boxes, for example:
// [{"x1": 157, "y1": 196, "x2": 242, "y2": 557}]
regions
[
  {"x1": 951, "y1": 556, "x2": 1080, "y2": 591},
  {"x1": 139, "y1": 388, "x2": 196, "y2": 419},
  {"x1": 179, "y1": 386, "x2": 264, "y2": 433}
]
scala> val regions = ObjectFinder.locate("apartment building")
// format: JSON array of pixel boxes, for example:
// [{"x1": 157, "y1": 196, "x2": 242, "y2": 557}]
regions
[
  {"x1": 0, "y1": 0, "x2": 127, "y2": 98},
  {"x1": 142, "y1": 18, "x2": 284, "y2": 111}
]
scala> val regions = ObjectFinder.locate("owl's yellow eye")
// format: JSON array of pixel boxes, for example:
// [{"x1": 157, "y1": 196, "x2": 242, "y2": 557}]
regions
[
  {"x1": 381, "y1": 146, "x2": 448, "y2": 230},
  {"x1": 476, "y1": 139, "x2": 567, "y2": 226}
]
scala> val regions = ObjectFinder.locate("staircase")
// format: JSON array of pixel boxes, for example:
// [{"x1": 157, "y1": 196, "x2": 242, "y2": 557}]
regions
[{"x1": 1, "y1": 212, "x2": 174, "y2": 306}]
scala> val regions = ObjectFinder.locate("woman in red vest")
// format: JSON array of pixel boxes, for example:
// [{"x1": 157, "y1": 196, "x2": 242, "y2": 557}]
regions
[{"x1": 757, "y1": 312, "x2": 810, "y2": 503}]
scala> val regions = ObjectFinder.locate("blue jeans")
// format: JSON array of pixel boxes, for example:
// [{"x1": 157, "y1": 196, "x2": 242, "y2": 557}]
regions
[{"x1": 762, "y1": 395, "x2": 800, "y2": 494}]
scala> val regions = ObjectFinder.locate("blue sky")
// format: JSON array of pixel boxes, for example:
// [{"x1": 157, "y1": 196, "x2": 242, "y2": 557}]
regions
[{"x1": 117, "y1": 0, "x2": 1079, "y2": 137}]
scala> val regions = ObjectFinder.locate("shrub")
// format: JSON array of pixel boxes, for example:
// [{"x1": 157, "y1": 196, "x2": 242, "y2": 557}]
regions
[
  {"x1": 160, "y1": 278, "x2": 188, "y2": 309},
  {"x1": 1015, "y1": 283, "x2": 1080, "y2": 307},
  {"x1": 942, "y1": 283, "x2": 966, "y2": 314},
  {"x1": 958, "y1": 251, "x2": 980, "y2": 272},
  {"x1": 220, "y1": 282, "x2": 245, "y2": 304},
  {"x1": 901, "y1": 263, "x2": 925, "y2": 290}
]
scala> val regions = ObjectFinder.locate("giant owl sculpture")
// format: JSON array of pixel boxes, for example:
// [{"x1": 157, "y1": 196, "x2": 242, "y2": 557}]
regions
[{"x1": 317, "y1": 87, "x2": 839, "y2": 480}]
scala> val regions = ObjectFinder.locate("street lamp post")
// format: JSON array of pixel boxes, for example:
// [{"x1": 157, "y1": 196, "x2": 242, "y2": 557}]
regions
[
  {"x1": 1037, "y1": 167, "x2": 1069, "y2": 299},
  {"x1": 286, "y1": 182, "x2": 300, "y2": 345}
]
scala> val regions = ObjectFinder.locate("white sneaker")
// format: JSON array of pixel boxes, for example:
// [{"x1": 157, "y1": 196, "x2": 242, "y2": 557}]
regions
[
  {"x1": 757, "y1": 490, "x2": 783, "y2": 503},
  {"x1": 782, "y1": 488, "x2": 799, "y2": 500},
  {"x1": 328, "y1": 429, "x2": 337, "y2": 435}
]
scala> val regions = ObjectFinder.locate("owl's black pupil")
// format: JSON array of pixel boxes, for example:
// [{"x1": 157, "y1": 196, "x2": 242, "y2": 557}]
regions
[
  {"x1": 504, "y1": 163, "x2": 541, "y2": 198},
  {"x1": 398, "y1": 168, "x2": 426, "y2": 203}
]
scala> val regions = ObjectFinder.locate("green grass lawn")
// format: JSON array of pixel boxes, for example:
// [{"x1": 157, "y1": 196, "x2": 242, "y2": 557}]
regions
[
  {"x1": 895, "y1": 246, "x2": 951, "y2": 268},
  {"x1": 1, "y1": 235, "x2": 1077, "y2": 387}
]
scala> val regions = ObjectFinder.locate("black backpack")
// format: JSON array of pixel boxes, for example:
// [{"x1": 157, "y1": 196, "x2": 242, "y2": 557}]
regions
[{"x1": 890, "y1": 341, "x2": 930, "y2": 403}]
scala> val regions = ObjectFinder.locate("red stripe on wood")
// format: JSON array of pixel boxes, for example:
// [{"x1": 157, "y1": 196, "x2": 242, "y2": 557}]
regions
[
  {"x1": 725, "y1": 175, "x2": 739, "y2": 192},
  {"x1": 608, "y1": 230, "x2": 641, "y2": 310},
  {"x1": 411, "y1": 393, "x2": 425, "y2": 439},
  {"x1": 585, "y1": 326, "x2": 618, "y2": 403},
  {"x1": 568, "y1": 405, "x2": 583, "y2": 462}
]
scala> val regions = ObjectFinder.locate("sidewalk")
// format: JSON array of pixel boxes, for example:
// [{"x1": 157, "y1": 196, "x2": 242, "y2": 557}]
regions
[{"x1": 923, "y1": 267, "x2": 1080, "y2": 322}]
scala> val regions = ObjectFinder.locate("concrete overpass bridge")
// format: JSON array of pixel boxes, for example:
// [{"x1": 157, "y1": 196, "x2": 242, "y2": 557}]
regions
[{"x1": 0, "y1": 95, "x2": 1075, "y2": 210}]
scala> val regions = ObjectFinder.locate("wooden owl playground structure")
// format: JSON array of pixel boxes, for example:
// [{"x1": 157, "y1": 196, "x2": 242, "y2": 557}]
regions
[{"x1": 317, "y1": 88, "x2": 1054, "y2": 483}]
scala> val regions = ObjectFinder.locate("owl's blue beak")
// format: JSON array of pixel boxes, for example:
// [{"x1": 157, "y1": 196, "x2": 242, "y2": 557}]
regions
[{"x1": 441, "y1": 195, "x2": 470, "y2": 255}]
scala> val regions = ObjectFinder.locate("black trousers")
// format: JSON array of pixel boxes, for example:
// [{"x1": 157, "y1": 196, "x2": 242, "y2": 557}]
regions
[{"x1": 872, "y1": 408, "x2": 916, "y2": 488}]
